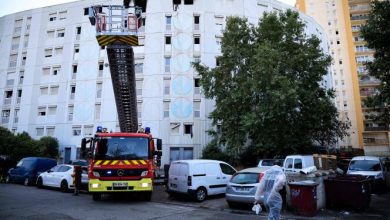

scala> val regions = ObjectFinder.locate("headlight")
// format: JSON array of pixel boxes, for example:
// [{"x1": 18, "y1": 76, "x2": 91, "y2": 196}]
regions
[
  {"x1": 93, "y1": 171, "x2": 100, "y2": 177},
  {"x1": 141, "y1": 182, "x2": 150, "y2": 188},
  {"x1": 91, "y1": 183, "x2": 100, "y2": 188},
  {"x1": 141, "y1": 171, "x2": 148, "y2": 177}
]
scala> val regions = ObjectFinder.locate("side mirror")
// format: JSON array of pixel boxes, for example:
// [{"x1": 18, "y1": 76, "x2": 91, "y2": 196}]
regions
[
  {"x1": 157, "y1": 139, "x2": 162, "y2": 151},
  {"x1": 154, "y1": 151, "x2": 162, "y2": 157}
]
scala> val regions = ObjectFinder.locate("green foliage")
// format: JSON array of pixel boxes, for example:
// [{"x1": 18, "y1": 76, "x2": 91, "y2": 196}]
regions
[
  {"x1": 0, "y1": 127, "x2": 59, "y2": 161},
  {"x1": 194, "y1": 10, "x2": 349, "y2": 158},
  {"x1": 360, "y1": 0, "x2": 390, "y2": 124},
  {"x1": 201, "y1": 139, "x2": 231, "y2": 164}
]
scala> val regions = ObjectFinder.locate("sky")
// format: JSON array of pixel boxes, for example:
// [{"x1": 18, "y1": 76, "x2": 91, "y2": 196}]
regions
[{"x1": 0, "y1": 0, "x2": 296, "y2": 17}]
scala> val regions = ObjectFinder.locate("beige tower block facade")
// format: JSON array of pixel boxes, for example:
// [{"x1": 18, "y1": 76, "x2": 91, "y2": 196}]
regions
[{"x1": 296, "y1": 0, "x2": 364, "y2": 149}]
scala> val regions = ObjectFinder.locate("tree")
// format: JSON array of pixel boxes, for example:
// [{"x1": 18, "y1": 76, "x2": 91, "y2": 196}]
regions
[
  {"x1": 38, "y1": 136, "x2": 59, "y2": 158},
  {"x1": 360, "y1": 0, "x2": 390, "y2": 125},
  {"x1": 194, "y1": 10, "x2": 349, "y2": 157}
]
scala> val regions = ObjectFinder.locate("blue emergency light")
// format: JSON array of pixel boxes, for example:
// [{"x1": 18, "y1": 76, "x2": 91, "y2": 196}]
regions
[
  {"x1": 96, "y1": 126, "x2": 103, "y2": 132},
  {"x1": 145, "y1": 127, "x2": 151, "y2": 133}
]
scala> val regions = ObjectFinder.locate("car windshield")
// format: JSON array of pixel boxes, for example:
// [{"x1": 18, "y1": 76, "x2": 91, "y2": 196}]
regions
[
  {"x1": 94, "y1": 137, "x2": 149, "y2": 160},
  {"x1": 349, "y1": 160, "x2": 381, "y2": 171},
  {"x1": 230, "y1": 173, "x2": 259, "y2": 184}
]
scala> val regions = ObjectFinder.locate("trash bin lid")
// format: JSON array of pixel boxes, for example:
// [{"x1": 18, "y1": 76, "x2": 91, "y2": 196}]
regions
[{"x1": 288, "y1": 180, "x2": 318, "y2": 186}]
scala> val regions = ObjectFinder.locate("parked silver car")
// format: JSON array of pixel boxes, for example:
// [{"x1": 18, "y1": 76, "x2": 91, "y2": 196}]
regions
[
  {"x1": 347, "y1": 156, "x2": 386, "y2": 191},
  {"x1": 225, "y1": 167, "x2": 270, "y2": 208}
]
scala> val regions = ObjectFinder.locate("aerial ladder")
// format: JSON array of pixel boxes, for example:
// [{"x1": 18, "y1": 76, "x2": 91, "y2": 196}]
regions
[{"x1": 88, "y1": 0, "x2": 146, "y2": 132}]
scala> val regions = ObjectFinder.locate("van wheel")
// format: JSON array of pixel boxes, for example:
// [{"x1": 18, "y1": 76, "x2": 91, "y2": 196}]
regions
[
  {"x1": 60, "y1": 180, "x2": 69, "y2": 193},
  {"x1": 92, "y1": 193, "x2": 102, "y2": 201},
  {"x1": 23, "y1": 177, "x2": 30, "y2": 186},
  {"x1": 195, "y1": 187, "x2": 207, "y2": 202},
  {"x1": 5, "y1": 175, "x2": 10, "y2": 183},
  {"x1": 36, "y1": 177, "x2": 43, "y2": 188}
]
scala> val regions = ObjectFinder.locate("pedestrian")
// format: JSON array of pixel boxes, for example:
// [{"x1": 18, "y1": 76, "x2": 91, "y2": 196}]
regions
[
  {"x1": 254, "y1": 165, "x2": 286, "y2": 220},
  {"x1": 72, "y1": 165, "x2": 82, "y2": 196}
]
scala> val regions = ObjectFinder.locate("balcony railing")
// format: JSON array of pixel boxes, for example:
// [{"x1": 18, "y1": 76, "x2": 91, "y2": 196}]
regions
[
  {"x1": 3, "y1": 98, "x2": 12, "y2": 105},
  {"x1": 2, "y1": 117, "x2": 9, "y2": 124},
  {"x1": 359, "y1": 79, "x2": 381, "y2": 85},
  {"x1": 364, "y1": 138, "x2": 389, "y2": 145},
  {"x1": 14, "y1": 117, "x2": 18, "y2": 123}
]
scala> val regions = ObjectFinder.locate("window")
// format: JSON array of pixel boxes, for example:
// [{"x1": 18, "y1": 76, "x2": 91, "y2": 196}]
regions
[
  {"x1": 184, "y1": 0, "x2": 193, "y2": 4},
  {"x1": 339, "y1": 60, "x2": 343, "y2": 65},
  {"x1": 52, "y1": 66, "x2": 61, "y2": 75},
  {"x1": 137, "y1": 102, "x2": 142, "y2": 118},
  {"x1": 163, "y1": 101, "x2": 170, "y2": 118},
  {"x1": 47, "y1": 30, "x2": 55, "y2": 38},
  {"x1": 165, "y1": 36, "x2": 171, "y2": 44},
  {"x1": 166, "y1": 16, "x2": 172, "y2": 30},
  {"x1": 84, "y1": 8, "x2": 89, "y2": 16},
  {"x1": 42, "y1": 67, "x2": 50, "y2": 76},
  {"x1": 220, "y1": 163, "x2": 235, "y2": 175},
  {"x1": 48, "y1": 106, "x2": 57, "y2": 115},
  {"x1": 74, "y1": 45, "x2": 80, "y2": 53},
  {"x1": 194, "y1": 78, "x2": 201, "y2": 94},
  {"x1": 99, "y1": 63, "x2": 104, "y2": 70},
  {"x1": 5, "y1": 90, "x2": 13, "y2": 98},
  {"x1": 2, "y1": 110, "x2": 10, "y2": 118},
  {"x1": 68, "y1": 105, "x2": 74, "y2": 121},
  {"x1": 285, "y1": 158, "x2": 293, "y2": 168},
  {"x1": 38, "y1": 106, "x2": 46, "y2": 116},
  {"x1": 184, "y1": 124, "x2": 192, "y2": 135},
  {"x1": 59, "y1": 11, "x2": 67, "y2": 20},
  {"x1": 50, "y1": 85, "x2": 59, "y2": 95},
  {"x1": 84, "y1": 125, "x2": 94, "y2": 136},
  {"x1": 70, "y1": 85, "x2": 76, "y2": 99},
  {"x1": 194, "y1": 101, "x2": 200, "y2": 118},
  {"x1": 73, "y1": 64, "x2": 78, "y2": 73},
  {"x1": 36, "y1": 127, "x2": 44, "y2": 136},
  {"x1": 194, "y1": 15, "x2": 200, "y2": 30},
  {"x1": 170, "y1": 122, "x2": 180, "y2": 134},
  {"x1": 95, "y1": 103, "x2": 101, "y2": 120},
  {"x1": 44, "y1": 48, "x2": 53, "y2": 57},
  {"x1": 49, "y1": 13, "x2": 57, "y2": 21},
  {"x1": 294, "y1": 159, "x2": 302, "y2": 169},
  {"x1": 57, "y1": 29, "x2": 65, "y2": 38},
  {"x1": 72, "y1": 126, "x2": 81, "y2": 136},
  {"x1": 135, "y1": 63, "x2": 144, "y2": 74},
  {"x1": 164, "y1": 79, "x2": 170, "y2": 95},
  {"x1": 136, "y1": 80, "x2": 143, "y2": 96},
  {"x1": 336, "y1": 40, "x2": 340, "y2": 45},
  {"x1": 165, "y1": 57, "x2": 171, "y2": 72},
  {"x1": 194, "y1": 37, "x2": 200, "y2": 44},
  {"x1": 9, "y1": 54, "x2": 17, "y2": 68},
  {"x1": 55, "y1": 47, "x2": 63, "y2": 55},
  {"x1": 40, "y1": 87, "x2": 49, "y2": 95},
  {"x1": 96, "y1": 83, "x2": 102, "y2": 98},
  {"x1": 76, "y1": 26, "x2": 81, "y2": 35}
]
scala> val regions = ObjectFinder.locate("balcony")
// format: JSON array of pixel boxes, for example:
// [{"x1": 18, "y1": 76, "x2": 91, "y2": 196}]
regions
[
  {"x1": 364, "y1": 138, "x2": 389, "y2": 146},
  {"x1": 364, "y1": 126, "x2": 389, "y2": 132},
  {"x1": 359, "y1": 79, "x2": 381, "y2": 86},
  {"x1": 3, "y1": 98, "x2": 12, "y2": 105},
  {"x1": 13, "y1": 27, "x2": 21, "y2": 36}
]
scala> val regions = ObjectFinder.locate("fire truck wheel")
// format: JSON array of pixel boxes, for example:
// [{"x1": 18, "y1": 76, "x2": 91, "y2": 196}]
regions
[
  {"x1": 60, "y1": 180, "x2": 69, "y2": 193},
  {"x1": 93, "y1": 193, "x2": 102, "y2": 201}
]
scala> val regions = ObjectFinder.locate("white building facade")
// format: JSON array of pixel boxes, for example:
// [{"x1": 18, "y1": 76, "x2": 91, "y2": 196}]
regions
[{"x1": 0, "y1": 0, "x2": 330, "y2": 165}]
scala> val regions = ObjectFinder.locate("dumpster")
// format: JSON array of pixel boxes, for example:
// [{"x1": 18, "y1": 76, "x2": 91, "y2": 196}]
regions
[
  {"x1": 288, "y1": 180, "x2": 318, "y2": 217},
  {"x1": 324, "y1": 175, "x2": 371, "y2": 210}
]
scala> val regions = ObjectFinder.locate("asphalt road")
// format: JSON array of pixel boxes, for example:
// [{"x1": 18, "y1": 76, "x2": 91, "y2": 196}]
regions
[{"x1": 0, "y1": 183, "x2": 389, "y2": 220}]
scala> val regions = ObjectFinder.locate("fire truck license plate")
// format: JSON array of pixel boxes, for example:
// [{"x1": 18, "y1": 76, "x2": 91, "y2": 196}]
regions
[{"x1": 113, "y1": 182, "x2": 128, "y2": 187}]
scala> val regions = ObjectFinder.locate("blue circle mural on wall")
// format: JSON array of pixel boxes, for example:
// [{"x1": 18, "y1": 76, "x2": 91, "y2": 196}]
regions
[
  {"x1": 172, "y1": 54, "x2": 191, "y2": 72},
  {"x1": 172, "y1": 76, "x2": 192, "y2": 96},
  {"x1": 172, "y1": 33, "x2": 192, "y2": 51},
  {"x1": 171, "y1": 98, "x2": 192, "y2": 119}
]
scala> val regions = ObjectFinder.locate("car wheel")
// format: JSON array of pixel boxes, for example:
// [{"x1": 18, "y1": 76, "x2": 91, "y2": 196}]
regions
[
  {"x1": 60, "y1": 180, "x2": 69, "y2": 193},
  {"x1": 92, "y1": 193, "x2": 102, "y2": 201},
  {"x1": 36, "y1": 177, "x2": 43, "y2": 188},
  {"x1": 5, "y1": 175, "x2": 10, "y2": 183},
  {"x1": 24, "y1": 177, "x2": 30, "y2": 186},
  {"x1": 195, "y1": 187, "x2": 207, "y2": 202}
]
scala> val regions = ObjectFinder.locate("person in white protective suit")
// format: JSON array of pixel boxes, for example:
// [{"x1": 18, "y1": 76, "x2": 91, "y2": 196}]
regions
[{"x1": 254, "y1": 165, "x2": 286, "y2": 220}]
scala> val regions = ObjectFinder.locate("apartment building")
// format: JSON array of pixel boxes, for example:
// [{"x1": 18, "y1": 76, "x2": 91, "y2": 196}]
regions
[
  {"x1": 297, "y1": 0, "x2": 390, "y2": 156},
  {"x1": 0, "y1": 0, "x2": 331, "y2": 164}
]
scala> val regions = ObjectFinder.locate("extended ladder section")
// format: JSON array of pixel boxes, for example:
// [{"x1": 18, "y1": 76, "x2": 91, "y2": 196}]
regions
[{"x1": 89, "y1": 4, "x2": 143, "y2": 132}]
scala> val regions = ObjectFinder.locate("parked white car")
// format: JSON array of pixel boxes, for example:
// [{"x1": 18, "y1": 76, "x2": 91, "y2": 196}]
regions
[
  {"x1": 36, "y1": 164, "x2": 88, "y2": 192},
  {"x1": 347, "y1": 156, "x2": 386, "y2": 191},
  {"x1": 167, "y1": 159, "x2": 236, "y2": 202}
]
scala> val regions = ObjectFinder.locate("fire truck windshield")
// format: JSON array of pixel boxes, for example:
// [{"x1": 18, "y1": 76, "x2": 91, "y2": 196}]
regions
[{"x1": 93, "y1": 137, "x2": 149, "y2": 160}]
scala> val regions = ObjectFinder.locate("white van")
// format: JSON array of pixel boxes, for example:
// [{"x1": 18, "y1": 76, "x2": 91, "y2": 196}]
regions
[
  {"x1": 283, "y1": 155, "x2": 315, "y2": 173},
  {"x1": 167, "y1": 159, "x2": 236, "y2": 202}
]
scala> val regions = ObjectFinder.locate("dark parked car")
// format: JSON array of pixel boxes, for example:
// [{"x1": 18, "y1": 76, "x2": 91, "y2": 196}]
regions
[{"x1": 6, "y1": 157, "x2": 57, "y2": 186}]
